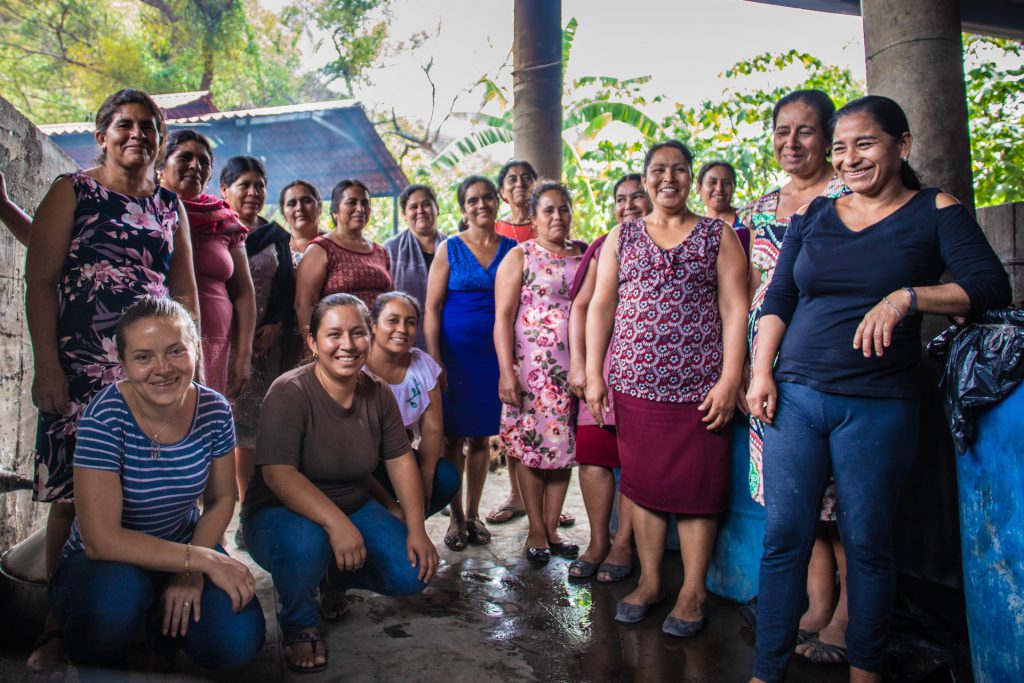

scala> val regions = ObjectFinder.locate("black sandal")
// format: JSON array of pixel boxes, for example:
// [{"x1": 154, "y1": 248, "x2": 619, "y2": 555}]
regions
[
  {"x1": 319, "y1": 577, "x2": 348, "y2": 622},
  {"x1": 282, "y1": 630, "x2": 328, "y2": 674},
  {"x1": 466, "y1": 519, "x2": 491, "y2": 546}
]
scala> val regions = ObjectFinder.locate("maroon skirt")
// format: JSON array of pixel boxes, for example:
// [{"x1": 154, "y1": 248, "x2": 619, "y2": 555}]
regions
[
  {"x1": 575, "y1": 425, "x2": 620, "y2": 468},
  {"x1": 614, "y1": 390, "x2": 730, "y2": 514}
]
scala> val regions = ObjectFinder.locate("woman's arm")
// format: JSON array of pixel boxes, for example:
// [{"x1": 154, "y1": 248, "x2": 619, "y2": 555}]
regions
[
  {"x1": 417, "y1": 385, "x2": 444, "y2": 512},
  {"x1": 263, "y1": 464, "x2": 366, "y2": 572},
  {"x1": 567, "y1": 256, "x2": 599, "y2": 399},
  {"x1": 24, "y1": 178, "x2": 76, "y2": 415},
  {"x1": 699, "y1": 225, "x2": 750, "y2": 430},
  {"x1": 423, "y1": 241, "x2": 450, "y2": 387},
  {"x1": 168, "y1": 203, "x2": 200, "y2": 327},
  {"x1": 493, "y1": 247, "x2": 524, "y2": 408},
  {"x1": 226, "y1": 245, "x2": 256, "y2": 398},
  {"x1": 0, "y1": 171, "x2": 31, "y2": 246},
  {"x1": 584, "y1": 226, "x2": 621, "y2": 423},
  {"x1": 294, "y1": 244, "x2": 328, "y2": 341},
  {"x1": 746, "y1": 314, "x2": 787, "y2": 425},
  {"x1": 383, "y1": 452, "x2": 438, "y2": 583}
]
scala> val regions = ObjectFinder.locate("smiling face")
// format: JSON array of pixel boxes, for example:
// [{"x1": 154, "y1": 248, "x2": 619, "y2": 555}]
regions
[
  {"x1": 614, "y1": 179, "x2": 652, "y2": 224},
  {"x1": 831, "y1": 111, "x2": 911, "y2": 197},
  {"x1": 160, "y1": 140, "x2": 213, "y2": 201},
  {"x1": 772, "y1": 101, "x2": 829, "y2": 179},
  {"x1": 96, "y1": 103, "x2": 161, "y2": 171},
  {"x1": 222, "y1": 171, "x2": 266, "y2": 224},
  {"x1": 499, "y1": 164, "x2": 536, "y2": 211},
  {"x1": 333, "y1": 185, "x2": 371, "y2": 234},
  {"x1": 460, "y1": 181, "x2": 499, "y2": 229},
  {"x1": 643, "y1": 147, "x2": 693, "y2": 212},
  {"x1": 119, "y1": 316, "x2": 197, "y2": 409},
  {"x1": 372, "y1": 297, "x2": 418, "y2": 355},
  {"x1": 308, "y1": 304, "x2": 370, "y2": 383},
  {"x1": 283, "y1": 184, "x2": 321, "y2": 235},
  {"x1": 697, "y1": 165, "x2": 736, "y2": 214},
  {"x1": 403, "y1": 189, "x2": 438, "y2": 237},
  {"x1": 532, "y1": 189, "x2": 572, "y2": 243}
]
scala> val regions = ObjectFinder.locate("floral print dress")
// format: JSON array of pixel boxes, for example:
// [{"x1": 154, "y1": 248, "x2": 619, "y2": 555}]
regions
[
  {"x1": 498, "y1": 240, "x2": 582, "y2": 470},
  {"x1": 34, "y1": 171, "x2": 178, "y2": 502}
]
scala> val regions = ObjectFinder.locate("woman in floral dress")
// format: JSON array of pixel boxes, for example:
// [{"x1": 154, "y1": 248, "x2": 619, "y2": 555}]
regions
[
  {"x1": 741, "y1": 89, "x2": 851, "y2": 662},
  {"x1": 23, "y1": 88, "x2": 199, "y2": 677},
  {"x1": 494, "y1": 180, "x2": 584, "y2": 565}
]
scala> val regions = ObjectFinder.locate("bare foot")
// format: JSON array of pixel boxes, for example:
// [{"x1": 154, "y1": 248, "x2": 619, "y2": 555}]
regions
[
  {"x1": 621, "y1": 581, "x2": 662, "y2": 607},
  {"x1": 667, "y1": 590, "x2": 705, "y2": 622},
  {"x1": 576, "y1": 542, "x2": 609, "y2": 567},
  {"x1": 25, "y1": 630, "x2": 66, "y2": 682}
]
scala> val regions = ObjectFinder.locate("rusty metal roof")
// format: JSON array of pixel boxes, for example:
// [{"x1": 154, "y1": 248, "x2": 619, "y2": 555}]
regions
[{"x1": 40, "y1": 100, "x2": 408, "y2": 201}]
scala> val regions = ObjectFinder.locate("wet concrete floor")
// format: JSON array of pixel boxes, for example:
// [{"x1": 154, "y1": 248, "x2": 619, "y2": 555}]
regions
[{"x1": 1, "y1": 468, "x2": 850, "y2": 682}]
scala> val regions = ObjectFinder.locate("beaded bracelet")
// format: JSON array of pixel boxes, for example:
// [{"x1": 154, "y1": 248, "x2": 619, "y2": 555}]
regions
[
  {"x1": 881, "y1": 296, "x2": 904, "y2": 322},
  {"x1": 184, "y1": 543, "x2": 192, "y2": 576}
]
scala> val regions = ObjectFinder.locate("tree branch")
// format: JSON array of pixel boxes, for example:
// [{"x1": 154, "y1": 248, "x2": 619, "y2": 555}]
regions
[{"x1": 137, "y1": 0, "x2": 179, "y2": 23}]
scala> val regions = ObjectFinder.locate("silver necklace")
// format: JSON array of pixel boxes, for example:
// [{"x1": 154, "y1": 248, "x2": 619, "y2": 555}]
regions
[{"x1": 129, "y1": 385, "x2": 172, "y2": 459}]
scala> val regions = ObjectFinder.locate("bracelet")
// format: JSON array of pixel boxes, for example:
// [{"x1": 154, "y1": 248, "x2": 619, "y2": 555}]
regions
[
  {"x1": 184, "y1": 543, "x2": 192, "y2": 576},
  {"x1": 881, "y1": 296, "x2": 904, "y2": 321},
  {"x1": 902, "y1": 286, "x2": 918, "y2": 315}
]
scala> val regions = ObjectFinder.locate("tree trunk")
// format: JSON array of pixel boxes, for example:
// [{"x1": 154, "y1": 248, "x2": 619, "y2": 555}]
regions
[{"x1": 512, "y1": 0, "x2": 562, "y2": 181}]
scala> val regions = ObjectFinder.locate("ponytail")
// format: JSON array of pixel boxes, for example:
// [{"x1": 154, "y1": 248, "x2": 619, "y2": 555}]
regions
[{"x1": 900, "y1": 159, "x2": 923, "y2": 191}]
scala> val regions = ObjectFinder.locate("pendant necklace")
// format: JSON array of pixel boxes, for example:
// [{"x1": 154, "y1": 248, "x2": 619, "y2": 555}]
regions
[{"x1": 129, "y1": 384, "x2": 172, "y2": 459}]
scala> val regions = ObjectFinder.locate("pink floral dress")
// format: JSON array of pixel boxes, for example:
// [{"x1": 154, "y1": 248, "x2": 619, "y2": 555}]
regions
[
  {"x1": 498, "y1": 240, "x2": 582, "y2": 469},
  {"x1": 35, "y1": 171, "x2": 178, "y2": 502}
]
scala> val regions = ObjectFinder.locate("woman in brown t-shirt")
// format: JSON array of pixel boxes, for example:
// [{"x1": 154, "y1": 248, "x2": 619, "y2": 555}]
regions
[{"x1": 240, "y1": 293, "x2": 438, "y2": 674}]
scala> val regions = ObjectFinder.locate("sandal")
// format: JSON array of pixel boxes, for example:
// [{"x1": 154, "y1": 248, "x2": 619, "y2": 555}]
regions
[
  {"x1": 567, "y1": 559, "x2": 598, "y2": 579},
  {"x1": 558, "y1": 512, "x2": 576, "y2": 527},
  {"x1": 24, "y1": 629, "x2": 67, "y2": 682},
  {"x1": 795, "y1": 634, "x2": 848, "y2": 665},
  {"x1": 485, "y1": 504, "x2": 526, "y2": 524},
  {"x1": 282, "y1": 630, "x2": 328, "y2": 674},
  {"x1": 596, "y1": 560, "x2": 634, "y2": 583},
  {"x1": 549, "y1": 541, "x2": 579, "y2": 559},
  {"x1": 318, "y1": 578, "x2": 348, "y2": 622},
  {"x1": 797, "y1": 629, "x2": 817, "y2": 646},
  {"x1": 444, "y1": 527, "x2": 469, "y2": 551},
  {"x1": 466, "y1": 519, "x2": 491, "y2": 546},
  {"x1": 525, "y1": 547, "x2": 551, "y2": 565}
]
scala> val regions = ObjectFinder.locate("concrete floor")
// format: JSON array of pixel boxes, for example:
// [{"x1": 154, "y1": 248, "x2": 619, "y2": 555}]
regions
[{"x1": 1, "y1": 468, "x2": 852, "y2": 682}]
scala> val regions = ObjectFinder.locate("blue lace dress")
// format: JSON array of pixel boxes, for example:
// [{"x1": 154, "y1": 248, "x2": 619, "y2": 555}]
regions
[
  {"x1": 440, "y1": 234, "x2": 516, "y2": 436},
  {"x1": 34, "y1": 171, "x2": 179, "y2": 502}
]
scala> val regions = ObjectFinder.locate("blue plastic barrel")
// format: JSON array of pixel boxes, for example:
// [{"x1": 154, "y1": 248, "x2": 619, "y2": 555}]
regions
[
  {"x1": 957, "y1": 383, "x2": 1024, "y2": 682},
  {"x1": 707, "y1": 418, "x2": 764, "y2": 603}
]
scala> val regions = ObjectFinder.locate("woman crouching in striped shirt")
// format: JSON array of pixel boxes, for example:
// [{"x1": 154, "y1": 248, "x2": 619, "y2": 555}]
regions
[{"x1": 48, "y1": 296, "x2": 265, "y2": 679}]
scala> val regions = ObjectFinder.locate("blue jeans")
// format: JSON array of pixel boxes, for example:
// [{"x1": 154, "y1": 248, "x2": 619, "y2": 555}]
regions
[
  {"x1": 243, "y1": 498, "x2": 428, "y2": 634},
  {"x1": 49, "y1": 547, "x2": 265, "y2": 678},
  {"x1": 373, "y1": 452, "x2": 460, "y2": 518},
  {"x1": 753, "y1": 382, "x2": 918, "y2": 682}
]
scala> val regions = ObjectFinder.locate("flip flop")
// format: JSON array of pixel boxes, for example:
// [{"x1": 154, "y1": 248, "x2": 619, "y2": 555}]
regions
[
  {"x1": 319, "y1": 584, "x2": 348, "y2": 622},
  {"x1": 282, "y1": 630, "x2": 328, "y2": 674},
  {"x1": 567, "y1": 559, "x2": 598, "y2": 579},
  {"x1": 444, "y1": 529, "x2": 469, "y2": 551},
  {"x1": 486, "y1": 504, "x2": 526, "y2": 524},
  {"x1": 558, "y1": 512, "x2": 576, "y2": 527},
  {"x1": 466, "y1": 519, "x2": 492, "y2": 545},
  {"x1": 796, "y1": 634, "x2": 848, "y2": 665}
]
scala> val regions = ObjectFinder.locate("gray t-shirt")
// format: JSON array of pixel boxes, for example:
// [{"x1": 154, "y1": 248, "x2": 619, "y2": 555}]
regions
[{"x1": 242, "y1": 363, "x2": 410, "y2": 517}]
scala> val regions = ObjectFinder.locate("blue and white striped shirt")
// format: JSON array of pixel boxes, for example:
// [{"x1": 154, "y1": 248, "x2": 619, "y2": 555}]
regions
[{"x1": 65, "y1": 382, "x2": 235, "y2": 552}]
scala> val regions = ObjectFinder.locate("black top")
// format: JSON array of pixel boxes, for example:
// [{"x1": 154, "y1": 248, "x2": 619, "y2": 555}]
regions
[
  {"x1": 244, "y1": 218, "x2": 296, "y2": 330},
  {"x1": 761, "y1": 188, "x2": 1010, "y2": 398}
]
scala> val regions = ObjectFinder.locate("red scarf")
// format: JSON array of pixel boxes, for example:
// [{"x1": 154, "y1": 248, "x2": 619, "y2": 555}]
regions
[{"x1": 182, "y1": 193, "x2": 248, "y2": 237}]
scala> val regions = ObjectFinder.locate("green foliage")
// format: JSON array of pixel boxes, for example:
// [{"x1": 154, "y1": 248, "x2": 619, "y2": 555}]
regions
[
  {"x1": 296, "y1": 0, "x2": 391, "y2": 97},
  {"x1": 964, "y1": 35, "x2": 1024, "y2": 206}
]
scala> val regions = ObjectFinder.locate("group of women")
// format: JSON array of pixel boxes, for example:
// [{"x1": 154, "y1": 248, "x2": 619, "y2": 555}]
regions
[{"x1": 2, "y1": 84, "x2": 1009, "y2": 683}]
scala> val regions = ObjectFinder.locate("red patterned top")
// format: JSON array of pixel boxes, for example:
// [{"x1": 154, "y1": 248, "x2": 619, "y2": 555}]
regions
[
  {"x1": 609, "y1": 216, "x2": 724, "y2": 404},
  {"x1": 311, "y1": 235, "x2": 392, "y2": 308}
]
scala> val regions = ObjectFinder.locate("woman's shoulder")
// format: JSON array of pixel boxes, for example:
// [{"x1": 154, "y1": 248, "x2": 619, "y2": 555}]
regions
[
  {"x1": 81, "y1": 382, "x2": 127, "y2": 421},
  {"x1": 195, "y1": 383, "x2": 233, "y2": 414},
  {"x1": 409, "y1": 347, "x2": 442, "y2": 379},
  {"x1": 267, "y1": 363, "x2": 316, "y2": 398}
]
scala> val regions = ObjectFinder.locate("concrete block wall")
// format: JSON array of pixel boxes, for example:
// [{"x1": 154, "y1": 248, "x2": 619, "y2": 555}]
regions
[
  {"x1": 0, "y1": 97, "x2": 78, "y2": 550},
  {"x1": 978, "y1": 202, "x2": 1024, "y2": 305}
]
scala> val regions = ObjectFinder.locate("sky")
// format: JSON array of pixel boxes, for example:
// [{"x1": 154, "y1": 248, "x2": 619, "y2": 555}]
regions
[{"x1": 269, "y1": 0, "x2": 868, "y2": 141}]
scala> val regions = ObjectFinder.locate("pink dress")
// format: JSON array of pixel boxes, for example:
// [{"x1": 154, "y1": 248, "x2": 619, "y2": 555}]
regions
[
  {"x1": 192, "y1": 229, "x2": 246, "y2": 395},
  {"x1": 499, "y1": 241, "x2": 582, "y2": 470}
]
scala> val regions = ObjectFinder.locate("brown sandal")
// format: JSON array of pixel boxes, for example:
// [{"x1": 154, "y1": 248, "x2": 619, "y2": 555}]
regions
[{"x1": 282, "y1": 630, "x2": 328, "y2": 674}]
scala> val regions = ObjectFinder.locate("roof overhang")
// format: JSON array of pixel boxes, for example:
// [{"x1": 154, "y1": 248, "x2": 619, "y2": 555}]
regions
[{"x1": 745, "y1": 0, "x2": 1024, "y2": 40}]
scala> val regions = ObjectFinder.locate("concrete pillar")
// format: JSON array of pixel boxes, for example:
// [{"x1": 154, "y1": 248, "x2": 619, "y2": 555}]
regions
[
  {"x1": 512, "y1": 0, "x2": 562, "y2": 180},
  {"x1": 862, "y1": 0, "x2": 974, "y2": 210}
]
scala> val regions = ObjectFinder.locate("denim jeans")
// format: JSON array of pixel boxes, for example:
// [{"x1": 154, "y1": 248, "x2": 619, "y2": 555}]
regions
[
  {"x1": 243, "y1": 498, "x2": 428, "y2": 634},
  {"x1": 373, "y1": 451, "x2": 460, "y2": 518},
  {"x1": 753, "y1": 381, "x2": 918, "y2": 682},
  {"x1": 49, "y1": 546, "x2": 266, "y2": 679}
]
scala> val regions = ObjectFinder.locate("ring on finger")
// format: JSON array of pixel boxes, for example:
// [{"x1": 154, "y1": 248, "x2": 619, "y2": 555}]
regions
[{"x1": 183, "y1": 601, "x2": 191, "y2": 608}]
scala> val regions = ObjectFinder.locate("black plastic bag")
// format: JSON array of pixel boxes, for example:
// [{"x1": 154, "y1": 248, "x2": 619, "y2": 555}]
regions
[{"x1": 927, "y1": 307, "x2": 1024, "y2": 453}]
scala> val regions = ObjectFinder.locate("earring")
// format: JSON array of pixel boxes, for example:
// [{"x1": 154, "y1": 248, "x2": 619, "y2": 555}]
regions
[
  {"x1": 312, "y1": 353, "x2": 319, "y2": 361},
  {"x1": 901, "y1": 156, "x2": 909, "y2": 162}
]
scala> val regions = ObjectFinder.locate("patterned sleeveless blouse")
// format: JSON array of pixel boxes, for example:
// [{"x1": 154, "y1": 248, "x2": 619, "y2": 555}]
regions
[
  {"x1": 609, "y1": 216, "x2": 724, "y2": 404},
  {"x1": 311, "y1": 235, "x2": 392, "y2": 308}
]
